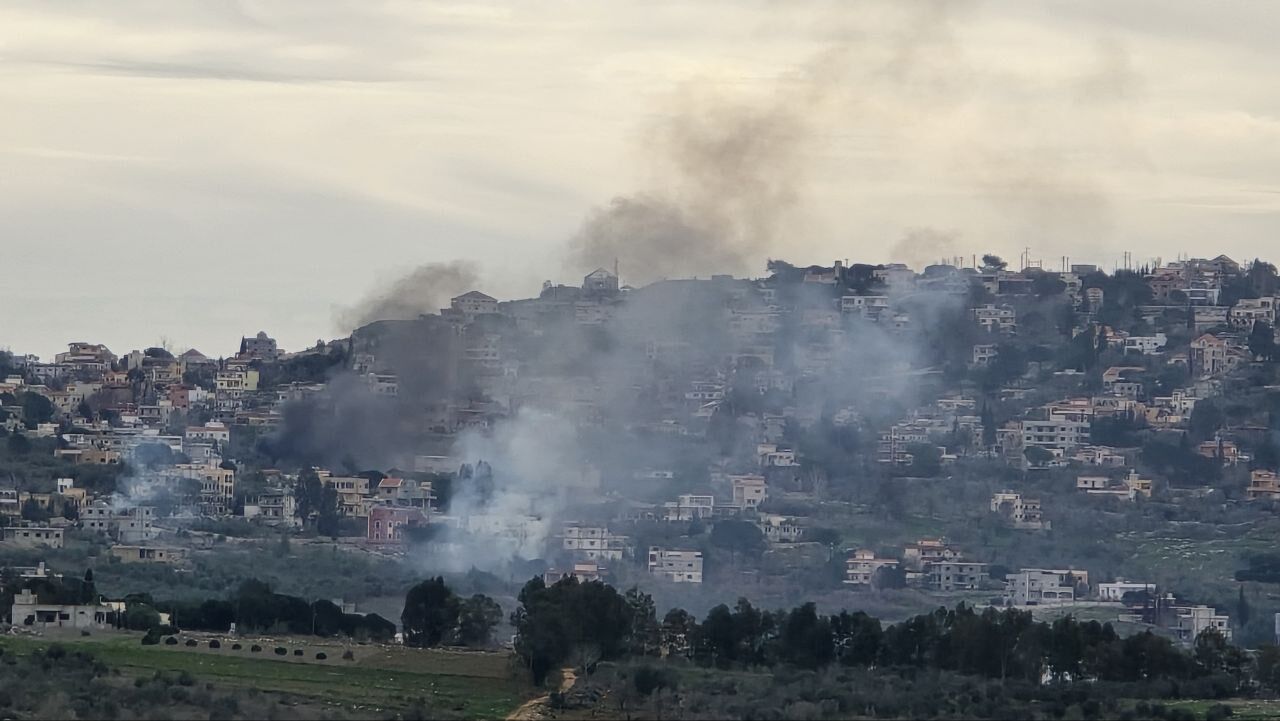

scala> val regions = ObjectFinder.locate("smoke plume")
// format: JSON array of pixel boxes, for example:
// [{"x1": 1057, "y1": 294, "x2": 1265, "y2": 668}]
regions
[
  {"x1": 889, "y1": 227, "x2": 962, "y2": 270},
  {"x1": 338, "y1": 260, "x2": 479, "y2": 331}
]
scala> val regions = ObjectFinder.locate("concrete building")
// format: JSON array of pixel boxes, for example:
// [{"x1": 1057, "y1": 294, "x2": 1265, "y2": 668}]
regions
[
  {"x1": 927, "y1": 561, "x2": 989, "y2": 591},
  {"x1": 11, "y1": 589, "x2": 114, "y2": 630},
  {"x1": 648, "y1": 547, "x2": 703, "y2": 583},
  {"x1": 843, "y1": 549, "x2": 899, "y2": 587},
  {"x1": 109, "y1": 545, "x2": 187, "y2": 564},
  {"x1": 2, "y1": 525, "x2": 64, "y2": 549},
  {"x1": 1005, "y1": 569, "x2": 1081, "y2": 606},
  {"x1": 82, "y1": 504, "x2": 156, "y2": 543}
]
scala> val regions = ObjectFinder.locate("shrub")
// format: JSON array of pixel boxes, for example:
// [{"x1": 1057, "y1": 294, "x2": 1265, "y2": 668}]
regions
[
  {"x1": 164, "y1": 637, "x2": 178, "y2": 646},
  {"x1": 231, "y1": 643, "x2": 242, "y2": 651},
  {"x1": 1206, "y1": 705, "x2": 1235, "y2": 721},
  {"x1": 293, "y1": 649, "x2": 303, "y2": 657},
  {"x1": 184, "y1": 639, "x2": 198, "y2": 647},
  {"x1": 342, "y1": 650, "x2": 355, "y2": 661},
  {"x1": 141, "y1": 628, "x2": 162, "y2": 646},
  {"x1": 250, "y1": 645, "x2": 262, "y2": 653},
  {"x1": 80, "y1": 630, "x2": 91, "y2": 637},
  {"x1": 315, "y1": 652, "x2": 327, "y2": 660},
  {"x1": 274, "y1": 647, "x2": 287, "y2": 656},
  {"x1": 208, "y1": 640, "x2": 221, "y2": 649}
]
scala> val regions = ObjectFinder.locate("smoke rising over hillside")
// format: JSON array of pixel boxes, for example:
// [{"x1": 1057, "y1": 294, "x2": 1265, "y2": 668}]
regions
[{"x1": 338, "y1": 261, "x2": 479, "y2": 331}]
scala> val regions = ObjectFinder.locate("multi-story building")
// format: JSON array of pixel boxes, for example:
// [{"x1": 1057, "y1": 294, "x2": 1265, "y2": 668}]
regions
[
  {"x1": 1004, "y1": 569, "x2": 1081, "y2": 606},
  {"x1": 81, "y1": 504, "x2": 156, "y2": 543},
  {"x1": 973, "y1": 304, "x2": 1017, "y2": 334},
  {"x1": 648, "y1": 547, "x2": 703, "y2": 583},
  {"x1": 1230, "y1": 297, "x2": 1276, "y2": 329},
  {"x1": 662, "y1": 494, "x2": 715, "y2": 521},
  {"x1": 1247, "y1": 470, "x2": 1280, "y2": 500},
  {"x1": 1171, "y1": 604, "x2": 1232, "y2": 643},
  {"x1": 843, "y1": 549, "x2": 899, "y2": 587},
  {"x1": 927, "y1": 561, "x2": 989, "y2": 592},
  {"x1": 366, "y1": 505, "x2": 429, "y2": 544},
  {"x1": 990, "y1": 492, "x2": 1049, "y2": 530},
  {"x1": 562, "y1": 523, "x2": 628, "y2": 561},
  {"x1": 174, "y1": 462, "x2": 236, "y2": 516},
  {"x1": 1021, "y1": 418, "x2": 1089, "y2": 453},
  {"x1": 729, "y1": 474, "x2": 767, "y2": 510}
]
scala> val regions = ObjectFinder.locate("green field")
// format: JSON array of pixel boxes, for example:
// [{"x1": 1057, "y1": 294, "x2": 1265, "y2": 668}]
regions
[{"x1": 0, "y1": 633, "x2": 532, "y2": 719}]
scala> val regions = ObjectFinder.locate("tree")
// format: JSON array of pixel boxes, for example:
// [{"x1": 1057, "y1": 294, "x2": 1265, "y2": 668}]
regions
[
  {"x1": 401, "y1": 577, "x2": 460, "y2": 648},
  {"x1": 19, "y1": 393, "x2": 54, "y2": 429},
  {"x1": 7, "y1": 431, "x2": 31, "y2": 456},
  {"x1": 456, "y1": 594, "x2": 502, "y2": 647},
  {"x1": 1249, "y1": 320, "x2": 1276, "y2": 361},
  {"x1": 132, "y1": 443, "x2": 174, "y2": 469},
  {"x1": 1236, "y1": 585, "x2": 1251, "y2": 629},
  {"x1": 1024, "y1": 446, "x2": 1054, "y2": 467},
  {"x1": 709, "y1": 520, "x2": 766, "y2": 560}
]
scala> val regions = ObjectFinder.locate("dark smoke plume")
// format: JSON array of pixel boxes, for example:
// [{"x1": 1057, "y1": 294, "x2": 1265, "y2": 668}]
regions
[{"x1": 338, "y1": 260, "x2": 479, "y2": 331}]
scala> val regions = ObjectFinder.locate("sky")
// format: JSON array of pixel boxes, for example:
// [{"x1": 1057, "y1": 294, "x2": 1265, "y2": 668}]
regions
[{"x1": 3, "y1": 1, "x2": 1280, "y2": 360}]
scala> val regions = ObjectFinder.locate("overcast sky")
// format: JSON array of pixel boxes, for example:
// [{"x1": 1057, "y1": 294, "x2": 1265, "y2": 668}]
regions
[{"x1": 3, "y1": 1, "x2": 1280, "y2": 360}]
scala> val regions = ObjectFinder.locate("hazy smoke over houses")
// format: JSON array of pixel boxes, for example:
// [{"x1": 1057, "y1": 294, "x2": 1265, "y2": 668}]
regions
[{"x1": 338, "y1": 260, "x2": 479, "y2": 330}]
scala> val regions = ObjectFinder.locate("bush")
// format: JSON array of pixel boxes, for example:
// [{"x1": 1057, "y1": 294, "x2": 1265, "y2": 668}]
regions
[
  {"x1": 1206, "y1": 704, "x2": 1235, "y2": 721},
  {"x1": 184, "y1": 639, "x2": 197, "y2": 647},
  {"x1": 164, "y1": 637, "x2": 178, "y2": 646},
  {"x1": 274, "y1": 647, "x2": 287, "y2": 656},
  {"x1": 315, "y1": 652, "x2": 327, "y2": 660},
  {"x1": 80, "y1": 630, "x2": 90, "y2": 637},
  {"x1": 250, "y1": 645, "x2": 262, "y2": 653},
  {"x1": 342, "y1": 650, "x2": 355, "y2": 661},
  {"x1": 231, "y1": 643, "x2": 242, "y2": 651},
  {"x1": 208, "y1": 640, "x2": 221, "y2": 649},
  {"x1": 293, "y1": 649, "x2": 303, "y2": 657},
  {"x1": 141, "y1": 628, "x2": 162, "y2": 646}
]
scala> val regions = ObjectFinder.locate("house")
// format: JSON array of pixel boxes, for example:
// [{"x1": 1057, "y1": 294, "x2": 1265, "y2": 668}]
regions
[
  {"x1": 1123, "y1": 333, "x2": 1168, "y2": 355},
  {"x1": 1189, "y1": 334, "x2": 1230, "y2": 376},
  {"x1": 244, "y1": 488, "x2": 299, "y2": 527},
  {"x1": 2, "y1": 525, "x2": 65, "y2": 549},
  {"x1": 1171, "y1": 604, "x2": 1232, "y2": 643},
  {"x1": 927, "y1": 561, "x2": 989, "y2": 592},
  {"x1": 174, "y1": 462, "x2": 236, "y2": 516},
  {"x1": 109, "y1": 545, "x2": 187, "y2": 564},
  {"x1": 1247, "y1": 470, "x2": 1280, "y2": 500},
  {"x1": 184, "y1": 421, "x2": 230, "y2": 445},
  {"x1": 843, "y1": 549, "x2": 899, "y2": 587},
  {"x1": 81, "y1": 504, "x2": 156, "y2": 543},
  {"x1": 235, "y1": 331, "x2": 280, "y2": 362},
  {"x1": 972, "y1": 344, "x2": 998, "y2": 366},
  {"x1": 450, "y1": 291, "x2": 499, "y2": 319},
  {"x1": 758, "y1": 515, "x2": 805, "y2": 544},
  {"x1": 1192, "y1": 306, "x2": 1230, "y2": 331},
  {"x1": 974, "y1": 304, "x2": 1017, "y2": 333},
  {"x1": 729, "y1": 474, "x2": 767, "y2": 510},
  {"x1": 562, "y1": 523, "x2": 627, "y2": 561},
  {"x1": 582, "y1": 268, "x2": 620, "y2": 296},
  {"x1": 366, "y1": 505, "x2": 429, "y2": 544},
  {"x1": 11, "y1": 589, "x2": 114, "y2": 630},
  {"x1": 902, "y1": 538, "x2": 961, "y2": 570},
  {"x1": 662, "y1": 494, "x2": 715, "y2": 522},
  {"x1": 1021, "y1": 418, "x2": 1089, "y2": 453},
  {"x1": 1004, "y1": 569, "x2": 1084, "y2": 606},
  {"x1": 321, "y1": 475, "x2": 372, "y2": 517},
  {"x1": 1231, "y1": 297, "x2": 1276, "y2": 329},
  {"x1": 990, "y1": 492, "x2": 1049, "y2": 530},
  {"x1": 1097, "y1": 580, "x2": 1156, "y2": 602},
  {"x1": 1197, "y1": 438, "x2": 1243, "y2": 465},
  {"x1": 648, "y1": 547, "x2": 703, "y2": 583}
]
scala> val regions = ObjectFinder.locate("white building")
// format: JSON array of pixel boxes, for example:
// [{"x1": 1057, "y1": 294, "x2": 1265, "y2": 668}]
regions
[
  {"x1": 562, "y1": 523, "x2": 627, "y2": 561},
  {"x1": 1004, "y1": 569, "x2": 1081, "y2": 606},
  {"x1": 1098, "y1": 580, "x2": 1156, "y2": 602}
]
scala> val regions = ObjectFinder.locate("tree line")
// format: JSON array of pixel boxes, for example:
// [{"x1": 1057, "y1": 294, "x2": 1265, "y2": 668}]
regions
[{"x1": 508, "y1": 576, "x2": 1267, "y2": 696}]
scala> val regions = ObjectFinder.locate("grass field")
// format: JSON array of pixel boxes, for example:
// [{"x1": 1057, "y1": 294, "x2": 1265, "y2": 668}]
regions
[{"x1": 0, "y1": 632, "x2": 532, "y2": 719}]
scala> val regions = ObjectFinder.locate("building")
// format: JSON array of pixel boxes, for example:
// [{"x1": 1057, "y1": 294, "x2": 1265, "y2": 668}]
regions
[
  {"x1": 450, "y1": 291, "x2": 499, "y2": 319},
  {"x1": 109, "y1": 545, "x2": 187, "y2": 564},
  {"x1": 1189, "y1": 334, "x2": 1229, "y2": 377},
  {"x1": 759, "y1": 514, "x2": 804, "y2": 544},
  {"x1": 902, "y1": 538, "x2": 961, "y2": 570},
  {"x1": 990, "y1": 492, "x2": 1049, "y2": 530},
  {"x1": 81, "y1": 504, "x2": 156, "y2": 543},
  {"x1": 1004, "y1": 569, "x2": 1081, "y2": 606},
  {"x1": 543, "y1": 562, "x2": 605, "y2": 585},
  {"x1": 1230, "y1": 297, "x2": 1276, "y2": 329},
  {"x1": 974, "y1": 304, "x2": 1017, "y2": 333},
  {"x1": 1247, "y1": 470, "x2": 1280, "y2": 500},
  {"x1": 972, "y1": 344, "x2": 998, "y2": 366},
  {"x1": 174, "y1": 462, "x2": 236, "y2": 516},
  {"x1": 1122, "y1": 333, "x2": 1168, "y2": 355},
  {"x1": 238, "y1": 331, "x2": 280, "y2": 362},
  {"x1": 582, "y1": 268, "x2": 620, "y2": 296},
  {"x1": 662, "y1": 494, "x2": 715, "y2": 522},
  {"x1": 562, "y1": 523, "x2": 627, "y2": 561},
  {"x1": 729, "y1": 474, "x2": 767, "y2": 510},
  {"x1": 1098, "y1": 580, "x2": 1156, "y2": 602},
  {"x1": 843, "y1": 549, "x2": 899, "y2": 587},
  {"x1": 2, "y1": 525, "x2": 64, "y2": 549},
  {"x1": 367, "y1": 505, "x2": 428, "y2": 544},
  {"x1": 927, "y1": 561, "x2": 989, "y2": 592},
  {"x1": 11, "y1": 589, "x2": 114, "y2": 630},
  {"x1": 1022, "y1": 418, "x2": 1089, "y2": 453},
  {"x1": 244, "y1": 488, "x2": 299, "y2": 527},
  {"x1": 648, "y1": 547, "x2": 703, "y2": 583},
  {"x1": 1171, "y1": 604, "x2": 1232, "y2": 643}
]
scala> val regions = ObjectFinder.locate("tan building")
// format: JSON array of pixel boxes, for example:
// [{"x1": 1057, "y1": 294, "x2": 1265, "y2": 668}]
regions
[
  {"x1": 110, "y1": 545, "x2": 187, "y2": 564},
  {"x1": 1247, "y1": 470, "x2": 1280, "y2": 500},
  {"x1": 843, "y1": 549, "x2": 899, "y2": 587}
]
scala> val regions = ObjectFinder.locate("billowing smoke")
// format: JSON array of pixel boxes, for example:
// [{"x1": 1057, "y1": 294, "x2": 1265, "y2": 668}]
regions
[
  {"x1": 890, "y1": 227, "x2": 962, "y2": 270},
  {"x1": 337, "y1": 260, "x2": 479, "y2": 331},
  {"x1": 568, "y1": 54, "x2": 834, "y2": 284}
]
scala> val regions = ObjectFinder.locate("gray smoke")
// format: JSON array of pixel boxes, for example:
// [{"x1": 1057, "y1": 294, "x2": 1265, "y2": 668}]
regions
[
  {"x1": 337, "y1": 260, "x2": 479, "y2": 331},
  {"x1": 890, "y1": 227, "x2": 962, "y2": 270},
  {"x1": 568, "y1": 54, "x2": 832, "y2": 284}
]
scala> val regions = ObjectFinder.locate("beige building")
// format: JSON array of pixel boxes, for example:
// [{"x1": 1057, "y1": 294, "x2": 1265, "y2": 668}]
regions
[{"x1": 648, "y1": 547, "x2": 703, "y2": 583}]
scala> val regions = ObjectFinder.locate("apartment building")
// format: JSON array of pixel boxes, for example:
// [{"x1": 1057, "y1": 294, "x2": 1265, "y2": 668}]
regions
[{"x1": 648, "y1": 547, "x2": 704, "y2": 583}]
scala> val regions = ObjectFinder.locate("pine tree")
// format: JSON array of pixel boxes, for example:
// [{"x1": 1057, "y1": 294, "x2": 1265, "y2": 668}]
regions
[{"x1": 1237, "y1": 585, "x2": 1252, "y2": 628}]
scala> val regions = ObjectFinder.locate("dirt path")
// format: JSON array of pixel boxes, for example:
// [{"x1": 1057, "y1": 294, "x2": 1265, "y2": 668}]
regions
[{"x1": 505, "y1": 668, "x2": 577, "y2": 721}]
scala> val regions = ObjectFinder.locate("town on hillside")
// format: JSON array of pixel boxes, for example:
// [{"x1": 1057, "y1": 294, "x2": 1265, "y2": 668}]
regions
[{"x1": 5, "y1": 254, "x2": 1280, "y2": 662}]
